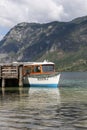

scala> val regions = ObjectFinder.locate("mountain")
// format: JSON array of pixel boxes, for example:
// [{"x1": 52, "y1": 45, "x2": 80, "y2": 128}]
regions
[{"x1": 0, "y1": 16, "x2": 87, "y2": 71}]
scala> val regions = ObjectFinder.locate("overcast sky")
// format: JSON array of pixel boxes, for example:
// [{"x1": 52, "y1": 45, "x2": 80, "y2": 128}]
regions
[{"x1": 0, "y1": 0, "x2": 87, "y2": 40}]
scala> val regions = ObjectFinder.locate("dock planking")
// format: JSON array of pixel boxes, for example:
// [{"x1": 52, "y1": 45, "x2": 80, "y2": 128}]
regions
[{"x1": 0, "y1": 63, "x2": 23, "y2": 87}]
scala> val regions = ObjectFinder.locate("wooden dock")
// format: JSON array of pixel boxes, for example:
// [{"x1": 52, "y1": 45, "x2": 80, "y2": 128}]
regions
[{"x1": 0, "y1": 63, "x2": 23, "y2": 87}]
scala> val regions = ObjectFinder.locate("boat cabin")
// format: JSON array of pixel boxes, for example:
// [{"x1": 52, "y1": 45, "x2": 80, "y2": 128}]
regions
[{"x1": 23, "y1": 61, "x2": 55, "y2": 76}]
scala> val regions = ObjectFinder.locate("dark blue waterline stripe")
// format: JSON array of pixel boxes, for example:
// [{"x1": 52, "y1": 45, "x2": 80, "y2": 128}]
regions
[{"x1": 24, "y1": 84, "x2": 59, "y2": 88}]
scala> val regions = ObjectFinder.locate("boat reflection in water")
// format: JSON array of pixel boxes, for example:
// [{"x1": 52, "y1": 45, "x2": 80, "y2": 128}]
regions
[
  {"x1": 28, "y1": 87, "x2": 61, "y2": 108},
  {"x1": 0, "y1": 86, "x2": 61, "y2": 130},
  {"x1": 0, "y1": 75, "x2": 87, "y2": 130}
]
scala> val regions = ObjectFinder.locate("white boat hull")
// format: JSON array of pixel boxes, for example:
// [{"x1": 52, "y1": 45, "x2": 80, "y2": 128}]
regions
[{"x1": 23, "y1": 73, "x2": 60, "y2": 88}]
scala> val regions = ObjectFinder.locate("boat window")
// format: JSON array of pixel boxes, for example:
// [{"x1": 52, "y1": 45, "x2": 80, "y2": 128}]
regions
[
  {"x1": 34, "y1": 66, "x2": 41, "y2": 72},
  {"x1": 42, "y1": 65, "x2": 54, "y2": 72},
  {"x1": 26, "y1": 69, "x2": 31, "y2": 74}
]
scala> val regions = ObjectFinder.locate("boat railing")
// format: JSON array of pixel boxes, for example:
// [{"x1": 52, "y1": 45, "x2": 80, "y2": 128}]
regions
[{"x1": 28, "y1": 72, "x2": 60, "y2": 78}]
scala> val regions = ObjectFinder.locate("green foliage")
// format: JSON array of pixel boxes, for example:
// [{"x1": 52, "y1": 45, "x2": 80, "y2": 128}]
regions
[{"x1": 39, "y1": 47, "x2": 87, "y2": 72}]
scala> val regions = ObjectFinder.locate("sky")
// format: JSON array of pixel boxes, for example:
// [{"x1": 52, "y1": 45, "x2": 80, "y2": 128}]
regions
[{"x1": 0, "y1": 0, "x2": 87, "y2": 40}]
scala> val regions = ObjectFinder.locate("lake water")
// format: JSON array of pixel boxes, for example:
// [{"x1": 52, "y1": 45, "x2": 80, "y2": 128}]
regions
[{"x1": 0, "y1": 72, "x2": 87, "y2": 130}]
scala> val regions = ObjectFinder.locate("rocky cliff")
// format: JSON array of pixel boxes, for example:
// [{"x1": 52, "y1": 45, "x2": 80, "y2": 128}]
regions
[{"x1": 0, "y1": 16, "x2": 87, "y2": 71}]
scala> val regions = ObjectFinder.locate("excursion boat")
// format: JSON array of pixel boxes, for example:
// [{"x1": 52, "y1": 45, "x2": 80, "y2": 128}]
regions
[{"x1": 23, "y1": 60, "x2": 60, "y2": 88}]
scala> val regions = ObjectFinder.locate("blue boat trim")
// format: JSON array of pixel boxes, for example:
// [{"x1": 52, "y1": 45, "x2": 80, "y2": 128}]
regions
[{"x1": 24, "y1": 84, "x2": 59, "y2": 88}]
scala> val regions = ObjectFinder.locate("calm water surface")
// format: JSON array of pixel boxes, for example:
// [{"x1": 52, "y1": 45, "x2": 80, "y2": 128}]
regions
[{"x1": 0, "y1": 72, "x2": 87, "y2": 130}]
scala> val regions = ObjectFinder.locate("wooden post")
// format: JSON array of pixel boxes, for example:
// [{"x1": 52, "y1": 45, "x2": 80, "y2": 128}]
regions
[
  {"x1": 19, "y1": 65, "x2": 23, "y2": 87},
  {"x1": 2, "y1": 86, "x2": 5, "y2": 96},
  {"x1": 0, "y1": 65, "x2": 1, "y2": 78},
  {"x1": 2, "y1": 78, "x2": 5, "y2": 88}
]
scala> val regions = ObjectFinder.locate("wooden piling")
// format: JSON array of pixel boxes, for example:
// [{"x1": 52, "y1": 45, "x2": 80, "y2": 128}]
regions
[
  {"x1": 18, "y1": 65, "x2": 23, "y2": 87},
  {"x1": 2, "y1": 78, "x2": 5, "y2": 88}
]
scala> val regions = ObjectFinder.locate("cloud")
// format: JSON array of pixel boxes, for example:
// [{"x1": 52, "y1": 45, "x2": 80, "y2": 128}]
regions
[
  {"x1": 0, "y1": 0, "x2": 67, "y2": 28},
  {"x1": 0, "y1": 0, "x2": 87, "y2": 29},
  {"x1": 57, "y1": 0, "x2": 87, "y2": 21}
]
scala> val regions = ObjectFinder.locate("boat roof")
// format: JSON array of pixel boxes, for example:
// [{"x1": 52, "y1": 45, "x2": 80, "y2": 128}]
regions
[
  {"x1": 12, "y1": 60, "x2": 55, "y2": 66},
  {"x1": 0, "y1": 60, "x2": 54, "y2": 66},
  {"x1": 23, "y1": 60, "x2": 55, "y2": 66}
]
